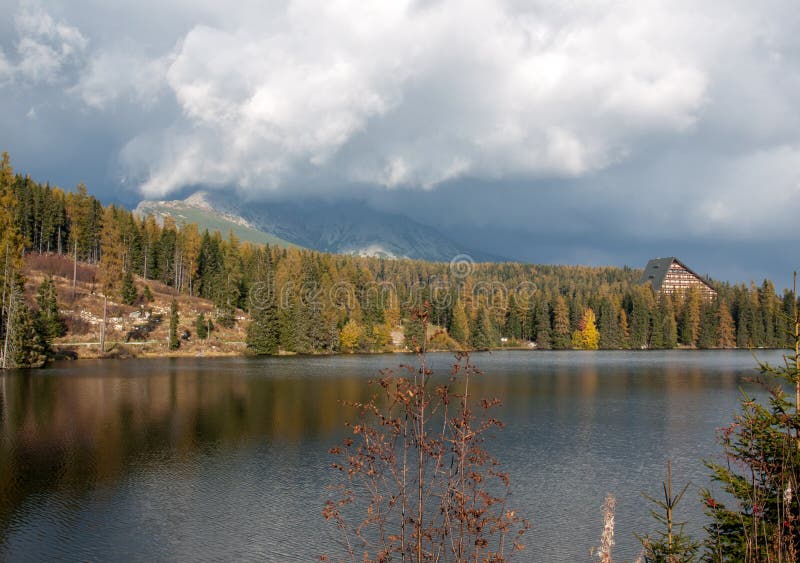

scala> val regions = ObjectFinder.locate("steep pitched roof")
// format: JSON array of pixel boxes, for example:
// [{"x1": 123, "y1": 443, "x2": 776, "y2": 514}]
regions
[
  {"x1": 639, "y1": 257, "x2": 715, "y2": 292},
  {"x1": 639, "y1": 257, "x2": 675, "y2": 291}
]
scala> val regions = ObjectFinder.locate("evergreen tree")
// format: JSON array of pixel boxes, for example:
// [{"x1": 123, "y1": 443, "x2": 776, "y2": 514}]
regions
[
  {"x1": 697, "y1": 300, "x2": 718, "y2": 349},
  {"x1": 195, "y1": 312, "x2": 211, "y2": 340},
  {"x1": 598, "y1": 298, "x2": 621, "y2": 349},
  {"x1": 680, "y1": 287, "x2": 702, "y2": 347},
  {"x1": 5, "y1": 273, "x2": 48, "y2": 367},
  {"x1": 736, "y1": 290, "x2": 752, "y2": 348},
  {"x1": 618, "y1": 308, "x2": 631, "y2": 349},
  {"x1": 35, "y1": 276, "x2": 66, "y2": 342},
  {"x1": 449, "y1": 299, "x2": 469, "y2": 345},
  {"x1": 628, "y1": 286, "x2": 655, "y2": 349},
  {"x1": 660, "y1": 294, "x2": 678, "y2": 349},
  {"x1": 121, "y1": 270, "x2": 137, "y2": 305},
  {"x1": 168, "y1": 298, "x2": 180, "y2": 350},
  {"x1": 504, "y1": 293, "x2": 523, "y2": 340},
  {"x1": 703, "y1": 281, "x2": 800, "y2": 560},
  {"x1": 470, "y1": 305, "x2": 494, "y2": 350},
  {"x1": 534, "y1": 300, "x2": 552, "y2": 350},
  {"x1": 246, "y1": 260, "x2": 280, "y2": 355}
]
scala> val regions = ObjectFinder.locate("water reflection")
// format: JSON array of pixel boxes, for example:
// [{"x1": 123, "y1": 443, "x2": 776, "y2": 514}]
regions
[{"x1": 0, "y1": 351, "x2": 781, "y2": 561}]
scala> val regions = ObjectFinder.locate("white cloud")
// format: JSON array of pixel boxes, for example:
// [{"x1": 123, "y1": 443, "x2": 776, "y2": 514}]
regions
[
  {"x1": 73, "y1": 50, "x2": 172, "y2": 109},
  {"x1": 115, "y1": 0, "x2": 717, "y2": 196},
  {"x1": 12, "y1": 0, "x2": 88, "y2": 83}
]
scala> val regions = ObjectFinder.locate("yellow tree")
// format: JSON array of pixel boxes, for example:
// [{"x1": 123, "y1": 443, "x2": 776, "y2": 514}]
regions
[
  {"x1": 99, "y1": 205, "x2": 124, "y2": 297},
  {"x1": 1, "y1": 152, "x2": 25, "y2": 369},
  {"x1": 0, "y1": 152, "x2": 23, "y2": 273},
  {"x1": 572, "y1": 307, "x2": 600, "y2": 350},
  {"x1": 178, "y1": 222, "x2": 202, "y2": 295},
  {"x1": 340, "y1": 319, "x2": 364, "y2": 352},
  {"x1": 65, "y1": 182, "x2": 92, "y2": 296}
]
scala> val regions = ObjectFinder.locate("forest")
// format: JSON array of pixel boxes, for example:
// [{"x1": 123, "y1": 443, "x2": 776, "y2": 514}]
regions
[{"x1": 0, "y1": 151, "x2": 797, "y2": 367}]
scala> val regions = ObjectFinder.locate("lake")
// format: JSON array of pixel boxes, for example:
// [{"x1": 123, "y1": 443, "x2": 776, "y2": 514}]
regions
[{"x1": 0, "y1": 350, "x2": 785, "y2": 562}]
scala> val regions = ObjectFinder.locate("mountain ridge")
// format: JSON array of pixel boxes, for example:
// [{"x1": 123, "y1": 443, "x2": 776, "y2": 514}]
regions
[{"x1": 135, "y1": 191, "x2": 504, "y2": 263}]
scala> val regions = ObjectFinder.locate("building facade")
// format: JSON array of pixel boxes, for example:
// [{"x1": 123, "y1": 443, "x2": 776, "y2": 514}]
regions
[{"x1": 639, "y1": 257, "x2": 717, "y2": 298}]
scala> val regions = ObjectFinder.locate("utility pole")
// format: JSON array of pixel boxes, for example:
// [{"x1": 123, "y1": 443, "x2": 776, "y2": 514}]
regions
[
  {"x1": 72, "y1": 239, "x2": 78, "y2": 299},
  {"x1": 99, "y1": 293, "x2": 107, "y2": 353},
  {"x1": 1, "y1": 245, "x2": 10, "y2": 370}
]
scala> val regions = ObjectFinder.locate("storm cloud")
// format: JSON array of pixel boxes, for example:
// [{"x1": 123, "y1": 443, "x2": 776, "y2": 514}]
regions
[{"x1": 1, "y1": 0, "x2": 799, "y2": 286}]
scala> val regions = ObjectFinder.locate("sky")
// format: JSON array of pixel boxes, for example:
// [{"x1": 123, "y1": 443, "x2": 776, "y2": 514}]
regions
[{"x1": 0, "y1": 0, "x2": 798, "y2": 289}]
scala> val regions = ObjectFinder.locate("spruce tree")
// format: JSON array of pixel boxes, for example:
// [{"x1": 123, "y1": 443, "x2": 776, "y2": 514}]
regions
[
  {"x1": 470, "y1": 305, "x2": 495, "y2": 350},
  {"x1": 121, "y1": 270, "x2": 137, "y2": 305},
  {"x1": 168, "y1": 298, "x2": 180, "y2": 350},
  {"x1": 680, "y1": 287, "x2": 702, "y2": 347},
  {"x1": 534, "y1": 300, "x2": 551, "y2": 350},
  {"x1": 504, "y1": 294, "x2": 522, "y2": 340},
  {"x1": 35, "y1": 275, "x2": 66, "y2": 342},
  {"x1": 660, "y1": 294, "x2": 678, "y2": 349},
  {"x1": 703, "y1": 274, "x2": 800, "y2": 560},
  {"x1": 598, "y1": 298, "x2": 621, "y2": 349},
  {"x1": 246, "y1": 267, "x2": 280, "y2": 355},
  {"x1": 195, "y1": 312, "x2": 211, "y2": 340},
  {"x1": 449, "y1": 299, "x2": 469, "y2": 345},
  {"x1": 5, "y1": 273, "x2": 48, "y2": 367}
]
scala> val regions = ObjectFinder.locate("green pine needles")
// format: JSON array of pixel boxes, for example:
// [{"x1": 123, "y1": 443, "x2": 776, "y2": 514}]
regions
[{"x1": 703, "y1": 272, "x2": 800, "y2": 562}]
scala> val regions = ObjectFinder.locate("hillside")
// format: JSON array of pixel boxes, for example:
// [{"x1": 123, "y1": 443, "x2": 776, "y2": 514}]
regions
[
  {"x1": 24, "y1": 254, "x2": 250, "y2": 359},
  {"x1": 135, "y1": 197, "x2": 300, "y2": 249}
]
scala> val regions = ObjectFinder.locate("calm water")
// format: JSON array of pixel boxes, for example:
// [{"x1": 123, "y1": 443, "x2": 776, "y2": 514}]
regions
[{"x1": 0, "y1": 350, "x2": 786, "y2": 562}]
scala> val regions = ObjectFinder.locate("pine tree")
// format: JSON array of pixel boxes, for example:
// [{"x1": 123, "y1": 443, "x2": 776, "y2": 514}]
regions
[
  {"x1": 195, "y1": 312, "x2": 211, "y2": 340},
  {"x1": 168, "y1": 298, "x2": 180, "y2": 350},
  {"x1": 5, "y1": 272, "x2": 48, "y2": 367},
  {"x1": 618, "y1": 308, "x2": 631, "y2": 349},
  {"x1": 598, "y1": 298, "x2": 621, "y2": 349},
  {"x1": 697, "y1": 300, "x2": 718, "y2": 349},
  {"x1": 534, "y1": 300, "x2": 552, "y2": 350},
  {"x1": 629, "y1": 286, "x2": 655, "y2": 349},
  {"x1": 121, "y1": 270, "x2": 137, "y2": 305},
  {"x1": 35, "y1": 275, "x2": 66, "y2": 342},
  {"x1": 504, "y1": 294, "x2": 522, "y2": 340},
  {"x1": 449, "y1": 299, "x2": 469, "y2": 345},
  {"x1": 470, "y1": 305, "x2": 494, "y2": 350},
  {"x1": 703, "y1": 274, "x2": 800, "y2": 561},
  {"x1": 680, "y1": 287, "x2": 702, "y2": 347},
  {"x1": 660, "y1": 294, "x2": 678, "y2": 349},
  {"x1": 246, "y1": 259, "x2": 280, "y2": 355}
]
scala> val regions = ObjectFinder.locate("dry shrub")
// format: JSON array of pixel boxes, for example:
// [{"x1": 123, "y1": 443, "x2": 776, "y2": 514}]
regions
[
  {"x1": 64, "y1": 316, "x2": 93, "y2": 336},
  {"x1": 324, "y1": 308, "x2": 529, "y2": 562},
  {"x1": 24, "y1": 253, "x2": 95, "y2": 283}
]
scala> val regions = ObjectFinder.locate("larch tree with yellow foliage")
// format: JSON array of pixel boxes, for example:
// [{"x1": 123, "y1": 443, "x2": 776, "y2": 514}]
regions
[{"x1": 572, "y1": 307, "x2": 600, "y2": 350}]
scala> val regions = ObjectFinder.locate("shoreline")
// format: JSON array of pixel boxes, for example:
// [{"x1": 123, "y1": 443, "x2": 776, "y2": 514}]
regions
[{"x1": 45, "y1": 341, "x2": 784, "y2": 362}]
